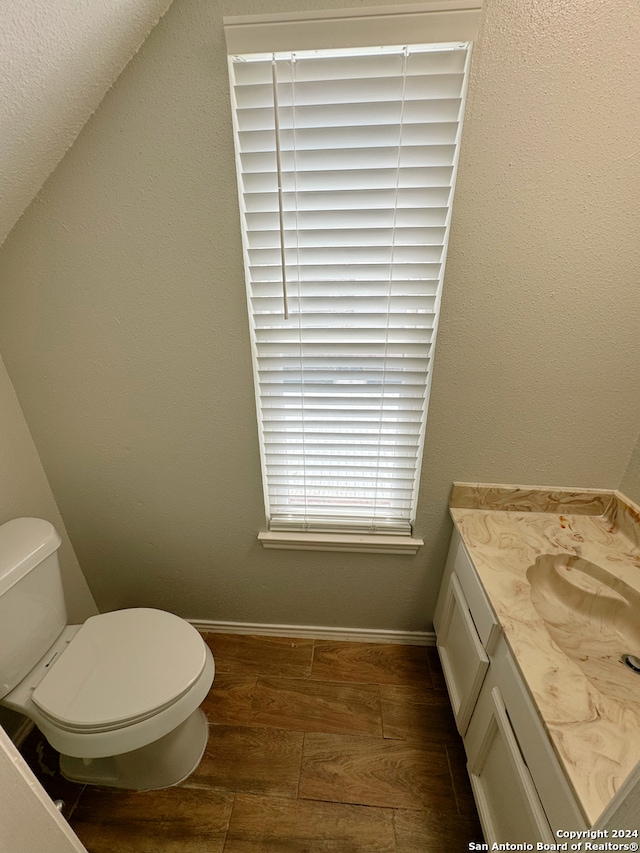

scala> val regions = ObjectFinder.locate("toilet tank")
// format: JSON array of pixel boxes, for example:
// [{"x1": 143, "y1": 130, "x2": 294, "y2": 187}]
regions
[{"x1": 0, "y1": 518, "x2": 67, "y2": 698}]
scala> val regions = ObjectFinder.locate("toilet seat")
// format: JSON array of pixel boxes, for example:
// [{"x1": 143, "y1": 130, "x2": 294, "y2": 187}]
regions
[{"x1": 32, "y1": 608, "x2": 207, "y2": 733}]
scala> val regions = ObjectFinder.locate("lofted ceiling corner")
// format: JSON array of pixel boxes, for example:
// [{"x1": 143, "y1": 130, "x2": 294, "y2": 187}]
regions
[{"x1": 0, "y1": 0, "x2": 175, "y2": 247}]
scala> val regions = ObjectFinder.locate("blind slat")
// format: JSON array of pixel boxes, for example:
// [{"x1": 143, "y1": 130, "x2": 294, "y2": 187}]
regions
[{"x1": 235, "y1": 98, "x2": 463, "y2": 131}]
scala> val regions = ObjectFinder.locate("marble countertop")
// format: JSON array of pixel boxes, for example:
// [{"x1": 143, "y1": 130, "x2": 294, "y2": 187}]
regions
[{"x1": 449, "y1": 484, "x2": 640, "y2": 826}]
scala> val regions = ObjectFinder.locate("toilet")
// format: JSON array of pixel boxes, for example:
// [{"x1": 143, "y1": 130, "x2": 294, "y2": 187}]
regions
[{"x1": 0, "y1": 517, "x2": 215, "y2": 790}]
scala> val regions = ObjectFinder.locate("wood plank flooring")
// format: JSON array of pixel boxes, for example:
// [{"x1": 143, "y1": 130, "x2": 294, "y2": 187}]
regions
[{"x1": 21, "y1": 634, "x2": 484, "y2": 852}]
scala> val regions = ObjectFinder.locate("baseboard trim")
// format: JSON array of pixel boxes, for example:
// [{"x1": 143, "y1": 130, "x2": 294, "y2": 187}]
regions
[{"x1": 189, "y1": 618, "x2": 435, "y2": 646}]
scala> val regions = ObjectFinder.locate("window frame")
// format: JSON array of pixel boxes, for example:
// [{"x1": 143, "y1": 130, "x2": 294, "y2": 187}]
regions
[{"x1": 225, "y1": 4, "x2": 481, "y2": 553}]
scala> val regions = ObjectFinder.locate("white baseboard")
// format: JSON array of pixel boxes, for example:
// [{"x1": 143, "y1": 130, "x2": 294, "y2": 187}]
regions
[{"x1": 189, "y1": 618, "x2": 435, "y2": 646}]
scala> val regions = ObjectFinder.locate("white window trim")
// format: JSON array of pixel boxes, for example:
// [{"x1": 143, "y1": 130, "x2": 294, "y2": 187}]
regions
[
  {"x1": 224, "y1": 2, "x2": 482, "y2": 54},
  {"x1": 258, "y1": 530, "x2": 424, "y2": 555}
]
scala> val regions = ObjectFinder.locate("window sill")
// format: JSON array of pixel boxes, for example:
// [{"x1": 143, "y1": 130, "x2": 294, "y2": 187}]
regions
[{"x1": 258, "y1": 531, "x2": 423, "y2": 555}]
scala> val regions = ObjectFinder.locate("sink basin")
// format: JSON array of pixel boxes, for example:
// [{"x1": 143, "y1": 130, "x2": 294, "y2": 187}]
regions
[{"x1": 526, "y1": 554, "x2": 640, "y2": 703}]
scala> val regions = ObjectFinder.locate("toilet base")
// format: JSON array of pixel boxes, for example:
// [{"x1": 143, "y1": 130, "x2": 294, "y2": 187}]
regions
[{"x1": 60, "y1": 708, "x2": 209, "y2": 791}]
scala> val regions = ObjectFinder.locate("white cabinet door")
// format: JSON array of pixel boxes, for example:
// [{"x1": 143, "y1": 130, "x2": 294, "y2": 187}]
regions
[
  {"x1": 466, "y1": 685, "x2": 553, "y2": 844},
  {"x1": 436, "y1": 572, "x2": 490, "y2": 734},
  {"x1": 0, "y1": 727, "x2": 88, "y2": 853}
]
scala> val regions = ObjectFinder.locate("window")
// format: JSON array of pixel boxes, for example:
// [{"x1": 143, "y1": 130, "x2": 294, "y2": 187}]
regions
[{"x1": 226, "y1": 5, "x2": 479, "y2": 553}]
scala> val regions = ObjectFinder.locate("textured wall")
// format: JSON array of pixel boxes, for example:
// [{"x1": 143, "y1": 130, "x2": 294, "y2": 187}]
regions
[
  {"x1": 0, "y1": 355, "x2": 96, "y2": 622},
  {"x1": 0, "y1": 0, "x2": 638, "y2": 631},
  {"x1": 421, "y1": 0, "x2": 640, "y2": 504},
  {"x1": 621, "y1": 434, "x2": 640, "y2": 507},
  {"x1": 0, "y1": 0, "x2": 174, "y2": 245}
]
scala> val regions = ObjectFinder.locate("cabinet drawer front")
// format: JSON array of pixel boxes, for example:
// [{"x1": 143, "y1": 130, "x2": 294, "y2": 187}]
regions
[
  {"x1": 437, "y1": 572, "x2": 490, "y2": 734},
  {"x1": 452, "y1": 535, "x2": 501, "y2": 654}
]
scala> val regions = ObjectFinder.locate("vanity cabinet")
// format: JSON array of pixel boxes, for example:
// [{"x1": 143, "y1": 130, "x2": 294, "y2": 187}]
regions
[
  {"x1": 465, "y1": 680, "x2": 553, "y2": 843},
  {"x1": 433, "y1": 530, "x2": 500, "y2": 734},
  {"x1": 434, "y1": 529, "x2": 587, "y2": 843}
]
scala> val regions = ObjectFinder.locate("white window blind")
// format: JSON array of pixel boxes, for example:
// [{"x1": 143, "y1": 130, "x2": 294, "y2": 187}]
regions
[{"x1": 228, "y1": 40, "x2": 471, "y2": 535}]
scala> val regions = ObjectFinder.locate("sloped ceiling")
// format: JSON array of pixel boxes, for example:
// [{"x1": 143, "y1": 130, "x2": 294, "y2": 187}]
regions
[{"x1": 0, "y1": 0, "x2": 174, "y2": 246}]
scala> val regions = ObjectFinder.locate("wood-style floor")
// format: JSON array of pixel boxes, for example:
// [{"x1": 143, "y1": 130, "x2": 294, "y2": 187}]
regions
[{"x1": 21, "y1": 633, "x2": 484, "y2": 852}]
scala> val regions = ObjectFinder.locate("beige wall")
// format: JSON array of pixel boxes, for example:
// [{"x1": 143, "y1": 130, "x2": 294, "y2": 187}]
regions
[
  {"x1": 0, "y1": 0, "x2": 638, "y2": 632},
  {"x1": 0, "y1": 355, "x2": 96, "y2": 622},
  {"x1": 621, "y1": 434, "x2": 640, "y2": 506}
]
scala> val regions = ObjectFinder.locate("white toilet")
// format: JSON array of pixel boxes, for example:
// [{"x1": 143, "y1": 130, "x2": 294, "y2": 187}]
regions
[{"x1": 0, "y1": 517, "x2": 215, "y2": 790}]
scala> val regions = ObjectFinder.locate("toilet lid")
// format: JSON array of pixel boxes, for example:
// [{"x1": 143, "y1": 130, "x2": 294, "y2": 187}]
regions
[{"x1": 32, "y1": 609, "x2": 207, "y2": 732}]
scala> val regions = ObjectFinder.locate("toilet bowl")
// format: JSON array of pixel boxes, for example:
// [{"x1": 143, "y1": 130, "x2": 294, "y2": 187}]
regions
[{"x1": 0, "y1": 518, "x2": 215, "y2": 790}]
